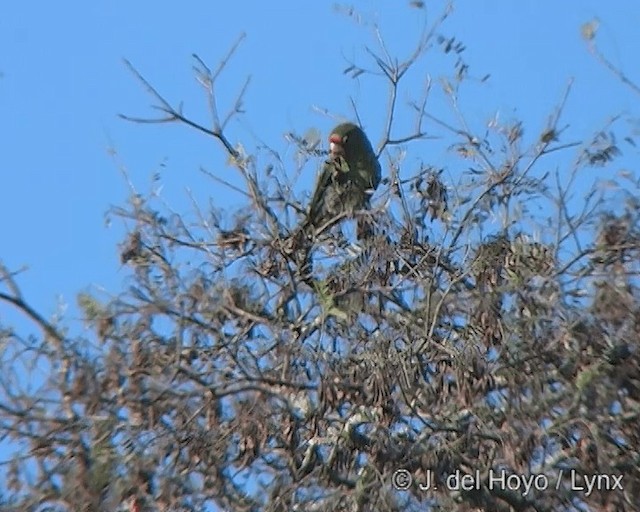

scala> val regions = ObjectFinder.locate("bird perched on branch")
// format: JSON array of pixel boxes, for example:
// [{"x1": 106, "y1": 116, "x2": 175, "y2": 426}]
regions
[
  {"x1": 303, "y1": 122, "x2": 381, "y2": 237},
  {"x1": 285, "y1": 122, "x2": 381, "y2": 283}
]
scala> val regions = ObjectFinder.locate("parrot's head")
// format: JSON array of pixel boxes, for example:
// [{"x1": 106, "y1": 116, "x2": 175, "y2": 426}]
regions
[{"x1": 328, "y1": 122, "x2": 363, "y2": 160}]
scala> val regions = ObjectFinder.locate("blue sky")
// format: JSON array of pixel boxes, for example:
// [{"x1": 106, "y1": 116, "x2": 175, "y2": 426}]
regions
[{"x1": 1, "y1": 0, "x2": 639, "y2": 507}]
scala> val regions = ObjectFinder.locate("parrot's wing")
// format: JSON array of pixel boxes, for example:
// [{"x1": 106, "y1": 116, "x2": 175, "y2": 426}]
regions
[
  {"x1": 347, "y1": 129, "x2": 380, "y2": 193},
  {"x1": 372, "y1": 157, "x2": 382, "y2": 190},
  {"x1": 305, "y1": 160, "x2": 335, "y2": 230}
]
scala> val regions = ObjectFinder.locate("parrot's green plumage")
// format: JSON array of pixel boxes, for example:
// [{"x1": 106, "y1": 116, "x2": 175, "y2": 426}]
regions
[
  {"x1": 304, "y1": 122, "x2": 381, "y2": 233},
  {"x1": 288, "y1": 123, "x2": 381, "y2": 283}
]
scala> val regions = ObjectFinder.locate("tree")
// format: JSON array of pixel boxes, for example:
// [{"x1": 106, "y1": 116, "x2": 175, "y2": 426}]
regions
[{"x1": 1, "y1": 4, "x2": 639, "y2": 511}]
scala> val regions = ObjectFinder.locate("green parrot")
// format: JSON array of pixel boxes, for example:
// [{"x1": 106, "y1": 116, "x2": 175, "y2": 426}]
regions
[{"x1": 304, "y1": 122, "x2": 381, "y2": 235}]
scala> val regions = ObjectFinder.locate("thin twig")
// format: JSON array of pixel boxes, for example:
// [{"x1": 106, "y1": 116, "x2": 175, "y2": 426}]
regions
[{"x1": 587, "y1": 41, "x2": 640, "y2": 97}]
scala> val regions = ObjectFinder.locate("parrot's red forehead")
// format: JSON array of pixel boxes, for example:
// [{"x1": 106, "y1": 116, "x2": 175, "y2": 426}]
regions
[{"x1": 329, "y1": 133, "x2": 343, "y2": 144}]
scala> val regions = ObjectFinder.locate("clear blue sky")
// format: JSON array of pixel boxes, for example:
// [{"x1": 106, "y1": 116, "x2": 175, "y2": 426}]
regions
[{"x1": 1, "y1": 0, "x2": 639, "y2": 506}]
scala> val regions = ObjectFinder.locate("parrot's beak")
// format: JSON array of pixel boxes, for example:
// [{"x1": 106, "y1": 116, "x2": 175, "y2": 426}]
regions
[{"x1": 329, "y1": 134, "x2": 344, "y2": 157}]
